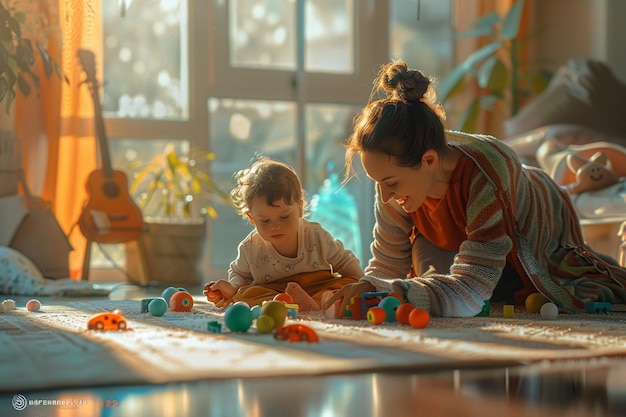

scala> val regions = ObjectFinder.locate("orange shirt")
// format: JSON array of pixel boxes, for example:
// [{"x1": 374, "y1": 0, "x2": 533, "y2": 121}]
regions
[{"x1": 410, "y1": 155, "x2": 477, "y2": 251}]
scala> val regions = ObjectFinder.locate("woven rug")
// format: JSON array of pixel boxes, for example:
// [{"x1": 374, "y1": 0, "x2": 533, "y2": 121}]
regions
[{"x1": 2, "y1": 295, "x2": 626, "y2": 392}]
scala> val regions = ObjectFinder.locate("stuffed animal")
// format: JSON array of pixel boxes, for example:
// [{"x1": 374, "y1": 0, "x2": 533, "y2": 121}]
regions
[{"x1": 564, "y1": 151, "x2": 622, "y2": 194}]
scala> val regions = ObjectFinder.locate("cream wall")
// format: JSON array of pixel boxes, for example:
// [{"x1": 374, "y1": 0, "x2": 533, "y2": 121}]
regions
[{"x1": 534, "y1": 0, "x2": 626, "y2": 81}]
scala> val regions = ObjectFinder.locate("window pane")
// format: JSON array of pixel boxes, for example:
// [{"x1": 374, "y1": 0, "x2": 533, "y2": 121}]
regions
[
  {"x1": 305, "y1": 0, "x2": 354, "y2": 73},
  {"x1": 305, "y1": 103, "x2": 364, "y2": 262},
  {"x1": 229, "y1": 0, "x2": 297, "y2": 70},
  {"x1": 208, "y1": 98, "x2": 297, "y2": 268},
  {"x1": 102, "y1": 0, "x2": 189, "y2": 119},
  {"x1": 390, "y1": 0, "x2": 453, "y2": 76}
]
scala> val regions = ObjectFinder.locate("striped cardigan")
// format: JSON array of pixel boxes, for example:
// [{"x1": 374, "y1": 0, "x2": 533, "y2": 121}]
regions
[{"x1": 362, "y1": 131, "x2": 626, "y2": 317}]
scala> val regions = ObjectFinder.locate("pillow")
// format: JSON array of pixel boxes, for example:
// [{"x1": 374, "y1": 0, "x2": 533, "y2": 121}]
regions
[
  {"x1": 506, "y1": 58, "x2": 626, "y2": 138},
  {"x1": 0, "y1": 246, "x2": 46, "y2": 295}
]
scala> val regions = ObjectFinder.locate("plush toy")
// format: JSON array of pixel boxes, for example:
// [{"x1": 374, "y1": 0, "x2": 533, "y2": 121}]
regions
[{"x1": 564, "y1": 151, "x2": 622, "y2": 194}]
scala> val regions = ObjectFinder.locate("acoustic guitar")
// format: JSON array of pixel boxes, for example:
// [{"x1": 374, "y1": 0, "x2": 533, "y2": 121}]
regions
[{"x1": 77, "y1": 49, "x2": 145, "y2": 244}]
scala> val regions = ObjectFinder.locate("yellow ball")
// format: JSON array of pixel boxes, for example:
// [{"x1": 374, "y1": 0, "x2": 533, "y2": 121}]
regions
[
  {"x1": 256, "y1": 314, "x2": 276, "y2": 334},
  {"x1": 525, "y1": 292, "x2": 549, "y2": 313},
  {"x1": 260, "y1": 300, "x2": 288, "y2": 328}
]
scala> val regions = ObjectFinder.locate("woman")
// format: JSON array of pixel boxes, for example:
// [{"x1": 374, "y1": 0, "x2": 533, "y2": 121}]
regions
[{"x1": 324, "y1": 60, "x2": 626, "y2": 318}]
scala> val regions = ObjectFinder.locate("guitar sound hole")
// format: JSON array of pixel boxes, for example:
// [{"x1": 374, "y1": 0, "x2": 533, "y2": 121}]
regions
[{"x1": 103, "y1": 182, "x2": 120, "y2": 198}]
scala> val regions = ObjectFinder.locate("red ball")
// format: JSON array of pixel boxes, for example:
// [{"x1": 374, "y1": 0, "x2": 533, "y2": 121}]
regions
[
  {"x1": 170, "y1": 291, "x2": 194, "y2": 312},
  {"x1": 273, "y1": 292, "x2": 294, "y2": 304},
  {"x1": 395, "y1": 303, "x2": 415, "y2": 325},
  {"x1": 408, "y1": 308, "x2": 430, "y2": 328}
]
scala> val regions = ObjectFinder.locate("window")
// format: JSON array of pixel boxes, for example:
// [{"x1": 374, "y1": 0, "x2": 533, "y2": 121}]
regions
[{"x1": 99, "y1": 0, "x2": 452, "y2": 278}]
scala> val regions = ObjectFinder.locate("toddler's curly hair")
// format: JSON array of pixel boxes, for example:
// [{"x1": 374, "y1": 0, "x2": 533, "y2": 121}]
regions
[{"x1": 231, "y1": 157, "x2": 305, "y2": 220}]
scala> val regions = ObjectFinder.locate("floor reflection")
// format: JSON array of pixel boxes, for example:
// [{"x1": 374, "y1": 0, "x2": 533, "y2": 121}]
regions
[{"x1": 2, "y1": 358, "x2": 625, "y2": 417}]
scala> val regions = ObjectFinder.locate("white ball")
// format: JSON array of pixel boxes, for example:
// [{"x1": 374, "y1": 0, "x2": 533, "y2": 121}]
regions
[
  {"x1": 2, "y1": 299, "x2": 16, "y2": 311},
  {"x1": 540, "y1": 302, "x2": 559, "y2": 320}
]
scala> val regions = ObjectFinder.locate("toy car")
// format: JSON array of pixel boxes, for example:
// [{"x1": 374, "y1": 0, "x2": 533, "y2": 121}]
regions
[
  {"x1": 87, "y1": 309, "x2": 128, "y2": 330},
  {"x1": 273, "y1": 324, "x2": 319, "y2": 342}
]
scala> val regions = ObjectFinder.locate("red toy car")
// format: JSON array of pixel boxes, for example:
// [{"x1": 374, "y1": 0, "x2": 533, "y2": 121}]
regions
[
  {"x1": 273, "y1": 324, "x2": 319, "y2": 342},
  {"x1": 87, "y1": 309, "x2": 128, "y2": 330}
]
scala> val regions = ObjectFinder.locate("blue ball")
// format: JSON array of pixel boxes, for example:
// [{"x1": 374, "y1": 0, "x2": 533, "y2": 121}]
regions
[
  {"x1": 161, "y1": 287, "x2": 179, "y2": 306},
  {"x1": 148, "y1": 297, "x2": 168, "y2": 317},
  {"x1": 250, "y1": 304, "x2": 262, "y2": 319},
  {"x1": 224, "y1": 302, "x2": 253, "y2": 332},
  {"x1": 379, "y1": 296, "x2": 402, "y2": 323}
]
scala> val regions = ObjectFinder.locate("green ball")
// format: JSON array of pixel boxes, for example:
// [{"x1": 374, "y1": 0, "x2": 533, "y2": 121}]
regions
[
  {"x1": 224, "y1": 302, "x2": 253, "y2": 332},
  {"x1": 379, "y1": 296, "x2": 402, "y2": 322},
  {"x1": 148, "y1": 297, "x2": 168, "y2": 317}
]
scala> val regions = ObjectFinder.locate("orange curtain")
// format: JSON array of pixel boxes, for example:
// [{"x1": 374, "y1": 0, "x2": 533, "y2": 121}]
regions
[
  {"x1": 56, "y1": 0, "x2": 103, "y2": 278},
  {"x1": 14, "y1": 0, "x2": 102, "y2": 278}
]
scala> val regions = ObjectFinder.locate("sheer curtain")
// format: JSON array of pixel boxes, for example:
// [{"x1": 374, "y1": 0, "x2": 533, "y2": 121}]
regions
[{"x1": 14, "y1": 0, "x2": 103, "y2": 278}]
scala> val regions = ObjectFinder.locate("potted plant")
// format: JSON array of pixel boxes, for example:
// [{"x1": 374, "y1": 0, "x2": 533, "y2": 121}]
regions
[
  {"x1": 126, "y1": 143, "x2": 231, "y2": 286},
  {"x1": 1, "y1": 1, "x2": 63, "y2": 196},
  {"x1": 437, "y1": 0, "x2": 552, "y2": 133}
]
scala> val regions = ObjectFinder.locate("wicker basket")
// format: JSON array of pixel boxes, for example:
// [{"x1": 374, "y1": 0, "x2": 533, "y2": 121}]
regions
[{"x1": 126, "y1": 218, "x2": 207, "y2": 286}]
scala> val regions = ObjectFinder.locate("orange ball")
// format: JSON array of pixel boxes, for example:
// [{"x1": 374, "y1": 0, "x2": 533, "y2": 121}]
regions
[
  {"x1": 408, "y1": 308, "x2": 430, "y2": 328},
  {"x1": 170, "y1": 291, "x2": 194, "y2": 312},
  {"x1": 395, "y1": 303, "x2": 415, "y2": 325},
  {"x1": 366, "y1": 306, "x2": 386, "y2": 325},
  {"x1": 273, "y1": 292, "x2": 294, "y2": 304}
]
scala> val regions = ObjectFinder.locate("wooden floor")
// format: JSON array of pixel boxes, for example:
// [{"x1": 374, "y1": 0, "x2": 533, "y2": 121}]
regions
[
  {"x1": 1, "y1": 358, "x2": 625, "y2": 417},
  {"x1": 2, "y1": 282, "x2": 626, "y2": 417}
]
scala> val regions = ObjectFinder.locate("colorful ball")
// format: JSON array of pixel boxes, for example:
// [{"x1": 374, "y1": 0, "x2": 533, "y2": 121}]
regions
[
  {"x1": 256, "y1": 314, "x2": 276, "y2": 334},
  {"x1": 161, "y1": 286, "x2": 180, "y2": 306},
  {"x1": 2, "y1": 299, "x2": 16, "y2": 311},
  {"x1": 26, "y1": 299, "x2": 41, "y2": 312},
  {"x1": 540, "y1": 302, "x2": 559, "y2": 320},
  {"x1": 250, "y1": 304, "x2": 262, "y2": 319},
  {"x1": 395, "y1": 303, "x2": 415, "y2": 325},
  {"x1": 366, "y1": 306, "x2": 386, "y2": 325},
  {"x1": 169, "y1": 291, "x2": 194, "y2": 312},
  {"x1": 148, "y1": 297, "x2": 168, "y2": 317},
  {"x1": 224, "y1": 302, "x2": 253, "y2": 332},
  {"x1": 525, "y1": 292, "x2": 549, "y2": 313},
  {"x1": 273, "y1": 293, "x2": 294, "y2": 304},
  {"x1": 260, "y1": 300, "x2": 288, "y2": 328},
  {"x1": 378, "y1": 296, "x2": 401, "y2": 322},
  {"x1": 408, "y1": 308, "x2": 430, "y2": 328}
]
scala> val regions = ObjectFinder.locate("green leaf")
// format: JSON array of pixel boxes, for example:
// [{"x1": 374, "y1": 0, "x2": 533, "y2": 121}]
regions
[
  {"x1": 472, "y1": 12, "x2": 501, "y2": 31},
  {"x1": 456, "y1": 99, "x2": 480, "y2": 133},
  {"x1": 37, "y1": 43, "x2": 53, "y2": 78},
  {"x1": 438, "y1": 41, "x2": 502, "y2": 101},
  {"x1": 501, "y1": 0, "x2": 525, "y2": 40},
  {"x1": 16, "y1": 73, "x2": 30, "y2": 96},
  {"x1": 477, "y1": 56, "x2": 508, "y2": 91}
]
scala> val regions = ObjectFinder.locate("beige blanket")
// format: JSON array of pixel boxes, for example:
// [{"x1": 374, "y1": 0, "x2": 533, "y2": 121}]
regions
[{"x1": 2, "y1": 296, "x2": 626, "y2": 392}]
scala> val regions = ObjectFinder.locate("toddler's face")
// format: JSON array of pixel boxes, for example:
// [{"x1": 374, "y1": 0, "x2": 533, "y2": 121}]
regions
[{"x1": 248, "y1": 197, "x2": 302, "y2": 257}]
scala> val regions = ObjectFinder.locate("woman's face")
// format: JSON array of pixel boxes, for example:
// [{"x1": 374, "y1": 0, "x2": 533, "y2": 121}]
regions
[{"x1": 360, "y1": 149, "x2": 439, "y2": 213}]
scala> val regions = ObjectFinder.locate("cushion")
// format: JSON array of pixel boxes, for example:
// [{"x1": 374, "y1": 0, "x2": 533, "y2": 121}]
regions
[
  {"x1": 506, "y1": 59, "x2": 626, "y2": 138},
  {"x1": 0, "y1": 245, "x2": 46, "y2": 295}
]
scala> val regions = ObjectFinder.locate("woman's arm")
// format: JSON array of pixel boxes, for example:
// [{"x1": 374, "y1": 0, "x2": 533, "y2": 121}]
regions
[{"x1": 364, "y1": 186, "x2": 415, "y2": 279}]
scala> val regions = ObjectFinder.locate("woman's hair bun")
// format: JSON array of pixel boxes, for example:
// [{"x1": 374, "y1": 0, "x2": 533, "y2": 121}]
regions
[{"x1": 379, "y1": 61, "x2": 429, "y2": 103}]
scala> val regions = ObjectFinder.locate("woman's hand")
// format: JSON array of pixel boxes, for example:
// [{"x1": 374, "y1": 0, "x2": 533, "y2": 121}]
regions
[
  {"x1": 208, "y1": 280, "x2": 237, "y2": 308},
  {"x1": 322, "y1": 280, "x2": 376, "y2": 318}
]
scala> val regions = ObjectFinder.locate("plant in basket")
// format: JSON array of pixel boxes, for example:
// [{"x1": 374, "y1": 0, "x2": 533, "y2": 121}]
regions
[{"x1": 127, "y1": 143, "x2": 231, "y2": 286}]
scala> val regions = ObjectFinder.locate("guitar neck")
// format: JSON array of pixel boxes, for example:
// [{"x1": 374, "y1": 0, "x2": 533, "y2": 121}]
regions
[{"x1": 87, "y1": 77, "x2": 114, "y2": 179}]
